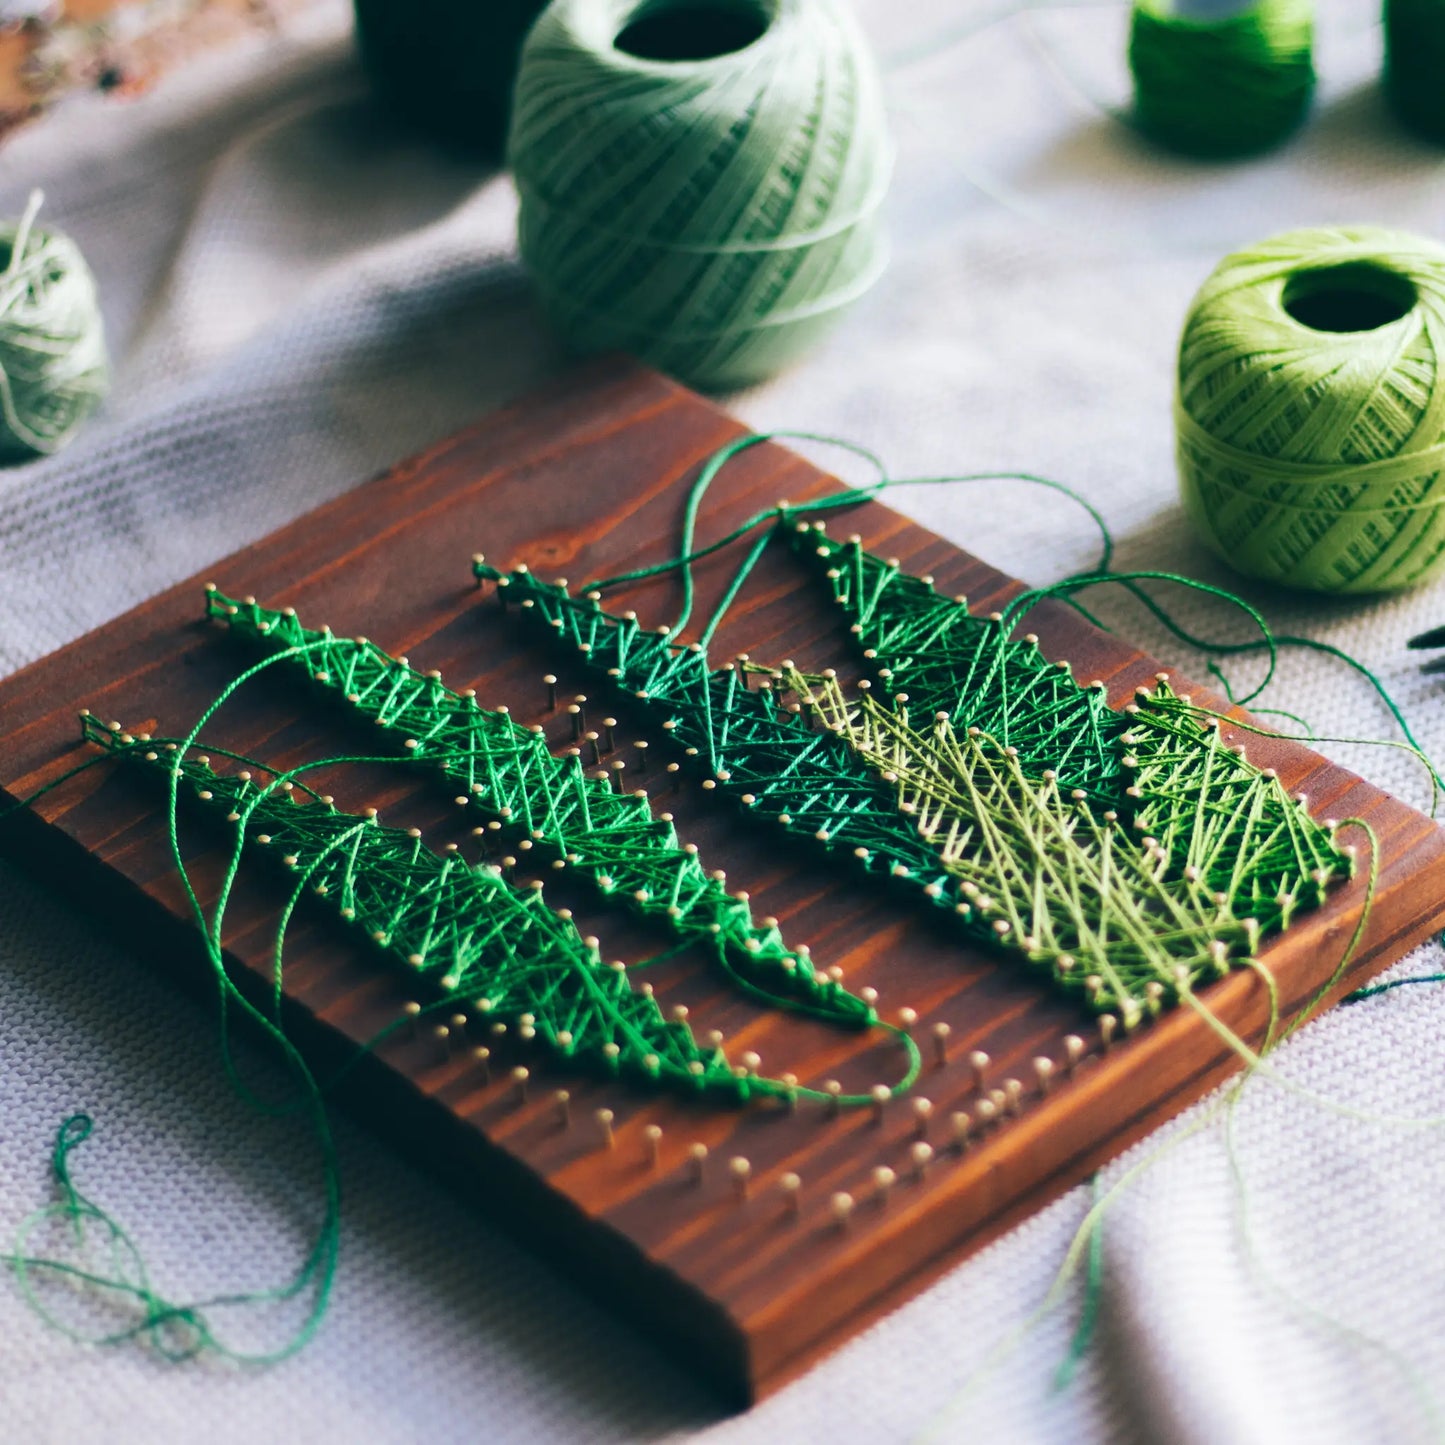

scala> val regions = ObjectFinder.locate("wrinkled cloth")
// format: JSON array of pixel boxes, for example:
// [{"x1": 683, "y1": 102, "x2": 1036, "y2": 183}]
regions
[{"x1": 1, "y1": 3, "x2": 1443, "y2": 1441}]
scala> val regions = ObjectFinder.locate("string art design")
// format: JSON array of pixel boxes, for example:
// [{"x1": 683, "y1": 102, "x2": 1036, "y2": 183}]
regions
[
  {"x1": 790, "y1": 526, "x2": 1129, "y2": 800},
  {"x1": 472, "y1": 562, "x2": 953, "y2": 895},
  {"x1": 79, "y1": 716, "x2": 768, "y2": 1101},
  {"x1": 202, "y1": 588, "x2": 870, "y2": 1031},
  {"x1": 474, "y1": 518, "x2": 1350, "y2": 1026},
  {"x1": 790, "y1": 524, "x2": 1350, "y2": 936}
]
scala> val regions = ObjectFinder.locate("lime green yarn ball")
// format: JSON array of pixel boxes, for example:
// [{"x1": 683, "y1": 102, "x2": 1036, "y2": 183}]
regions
[
  {"x1": 507, "y1": 0, "x2": 891, "y2": 391},
  {"x1": 1176, "y1": 227, "x2": 1445, "y2": 594},
  {"x1": 1128, "y1": 0, "x2": 1314, "y2": 159}
]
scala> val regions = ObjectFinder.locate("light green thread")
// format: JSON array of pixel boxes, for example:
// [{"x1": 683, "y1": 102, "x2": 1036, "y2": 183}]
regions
[
  {"x1": 477, "y1": 562, "x2": 977, "y2": 928},
  {"x1": 0, "y1": 191, "x2": 108, "y2": 460},
  {"x1": 794, "y1": 668, "x2": 1312, "y2": 1020},
  {"x1": 476, "y1": 554, "x2": 1348, "y2": 1021},
  {"x1": 508, "y1": 0, "x2": 892, "y2": 390}
]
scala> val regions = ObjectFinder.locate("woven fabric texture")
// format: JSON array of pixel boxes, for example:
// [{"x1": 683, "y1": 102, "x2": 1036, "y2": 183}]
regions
[{"x1": 1, "y1": 3, "x2": 1442, "y2": 1441}]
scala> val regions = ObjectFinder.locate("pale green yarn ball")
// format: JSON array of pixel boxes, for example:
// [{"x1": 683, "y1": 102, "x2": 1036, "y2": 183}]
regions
[
  {"x1": 1176, "y1": 227, "x2": 1445, "y2": 594},
  {"x1": 507, "y1": 0, "x2": 891, "y2": 391},
  {"x1": 0, "y1": 194, "x2": 108, "y2": 462}
]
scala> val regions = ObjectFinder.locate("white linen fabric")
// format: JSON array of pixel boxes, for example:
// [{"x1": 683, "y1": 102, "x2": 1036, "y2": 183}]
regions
[{"x1": 1, "y1": 3, "x2": 1443, "y2": 1441}]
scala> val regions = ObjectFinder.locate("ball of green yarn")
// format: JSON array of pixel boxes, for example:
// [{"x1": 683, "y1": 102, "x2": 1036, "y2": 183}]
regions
[
  {"x1": 507, "y1": 0, "x2": 891, "y2": 391},
  {"x1": 1176, "y1": 226, "x2": 1445, "y2": 594},
  {"x1": 353, "y1": 0, "x2": 549, "y2": 156},
  {"x1": 0, "y1": 193, "x2": 107, "y2": 463},
  {"x1": 1384, "y1": 0, "x2": 1445, "y2": 145},
  {"x1": 1128, "y1": 0, "x2": 1314, "y2": 159}
]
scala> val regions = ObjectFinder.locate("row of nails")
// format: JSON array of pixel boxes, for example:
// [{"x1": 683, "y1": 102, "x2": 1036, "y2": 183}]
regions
[{"x1": 414, "y1": 1016, "x2": 1111, "y2": 1230}]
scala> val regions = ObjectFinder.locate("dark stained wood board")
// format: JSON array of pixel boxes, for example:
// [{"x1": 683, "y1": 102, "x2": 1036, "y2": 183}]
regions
[{"x1": 3, "y1": 358, "x2": 1444, "y2": 1407}]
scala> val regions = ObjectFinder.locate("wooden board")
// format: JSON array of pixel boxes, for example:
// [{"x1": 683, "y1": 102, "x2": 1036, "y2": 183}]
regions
[{"x1": 3, "y1": 359, "x2": 1443, "y2": 1406}]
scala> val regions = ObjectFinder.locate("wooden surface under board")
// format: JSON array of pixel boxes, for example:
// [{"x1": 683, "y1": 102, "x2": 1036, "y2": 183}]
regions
[{"x1": 3, "y1": 358, "x2": 1444, "y2": 1405}]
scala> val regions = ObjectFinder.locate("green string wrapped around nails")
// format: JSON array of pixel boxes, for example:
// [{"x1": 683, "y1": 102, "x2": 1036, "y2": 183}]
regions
[
  {"x1": 81, "y1": 715, "x2": 770, "y2": 1101},
  {"x1": 787, "y1": 525, "x2": 1350, "y2": 938},
  {"x1": 0, "y1": 424, "x2": 1407, "y2": 1377},
  {"x1": 0, "y1": 571, "x2": 933, "y2": 1367},
  {"x1": 202, "y1": 586, "x2": 880, "y2": 1036},
  {"x1": 474, "y1": 432, "x2": 1353, "y2": 1029},
  {"x1": 85, "y1": 594, "x2": 925, "y2": 1105}
]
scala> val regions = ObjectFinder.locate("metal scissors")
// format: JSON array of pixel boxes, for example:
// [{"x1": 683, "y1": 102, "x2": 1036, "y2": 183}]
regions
[{"x1": 1407, "y1": 624, "x2": 1445, "y2": 673}]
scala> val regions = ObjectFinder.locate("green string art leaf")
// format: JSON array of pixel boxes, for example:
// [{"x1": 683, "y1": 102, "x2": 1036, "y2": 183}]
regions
[
  {"x1": 203, "y1": 588, "x2": 871, "y2": 1033},
  {"x1": 471, "y1": 561, "x2": 966, "y2": 909},
  {"x1": 787, "y1": 668, "x2": 1277, "y2": 1025},
  {"x1": 80, "y1": 714, "x2": 766, "y2": 1100},
  {"x1": 1121, "y1": 695, "x2": 1347, "y2": 935},
  {"x1": 789, "y1": 522, "x2": 1351, "y2": 941},
  {"x1": 475, "y1": 510, "x2": 1351, "y2": 1028},
  {"x1": 790, "y1": 521, "x2": 1129, "y2": 802}
]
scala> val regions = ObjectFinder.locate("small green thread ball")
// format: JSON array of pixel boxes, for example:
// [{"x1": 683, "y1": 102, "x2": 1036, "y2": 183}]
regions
[
  {"x1": 1176, "y1": 226, "x2": 1445, "y2": 594},
  {"x1": 0, "y1": 194, "x2": 108, "y2": 463},
  {"x1": 1128, "y1": 0, "x2": 1314, "y2": 159},
  {"x1": 507, "y1": 0, "x2": 891, "y2": 391}
]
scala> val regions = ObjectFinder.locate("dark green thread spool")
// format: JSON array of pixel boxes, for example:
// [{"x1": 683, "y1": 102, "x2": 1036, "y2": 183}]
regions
[
  {"x1": 353, "y1": 0, "x2": 549, "y2": 157},
  {"x1": 1385, "y1": 0, "x2": 1445, "y2": 145}
]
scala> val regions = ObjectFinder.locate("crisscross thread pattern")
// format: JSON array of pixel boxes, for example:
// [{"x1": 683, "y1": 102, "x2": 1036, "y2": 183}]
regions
[
  {"x1": 791, "y1": 524, "x2": 1349, "y2": 938},
  {"x1": 204, "y1": 588, "x2": 870, "y2": 1030},
  {"x1": 81, "y1": 715, "x2": 764, "y2": 1100},
  {"x1": 476, "y1": 519, "x2": 1349, "y2": 1026}
]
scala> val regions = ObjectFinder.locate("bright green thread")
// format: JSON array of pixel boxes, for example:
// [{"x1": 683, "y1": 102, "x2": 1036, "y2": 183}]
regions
[
  {"x1": 589, "y1": 429, "x2": 1113, "y2": 637},
  {"x1": 1, "y1": 1113, "x2": 333, "y2": 1364},
  {"x1": 1345, "y1": 972, "x2": 1445, "y2": 1003},
  {"x1": 475, "y1": 548, "x2": 1347, "y2": 1025},
  {"x1": 3, "y1": 730, "x2": 341, "y2": 1363},
  {"x1": 484, "y1": 427, "x2": 1442, "y2": 1425},
  {"x1": 1128, "y1": 0, "x2": 1314, "y2": 159},
  {"x1": 204, "y1": 587, "x2": 874, "y2": 1034},
  {"x1": 791, "y1": 525, "x2": 1348, "y2": 940},
  {"x1": 1053, "y1": 1173, "x2": 1104, "y2": 1393},
  {"x1": 793, "y1": 665, "x2": 1344, "y2": 1019},
  {"x1": 0, "y1": 191, "x2": 108, "y2": 461},
  {"x1": 797, "y1": 533, "x2": 1128, "y2": 799},
  {"x1": 5, "y1": 1115, "x2": 211, "y2": 1361},
  {"x1": 477, "y1": 562, "x2": 990, "y2": 937},
  {"x1": 83, "y1": 716, "x2": 780, "y2": 1101}
]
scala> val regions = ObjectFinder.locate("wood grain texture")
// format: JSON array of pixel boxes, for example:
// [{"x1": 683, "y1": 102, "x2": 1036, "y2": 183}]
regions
[{"x1": 3, "y1": 357, "x2": 1444, "y2": 1406}]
